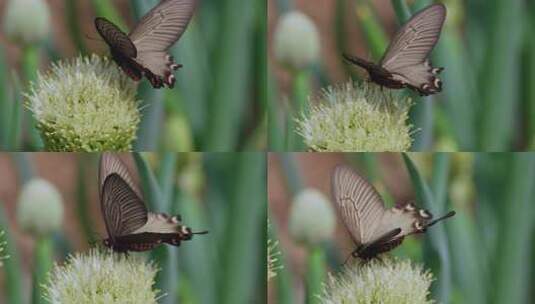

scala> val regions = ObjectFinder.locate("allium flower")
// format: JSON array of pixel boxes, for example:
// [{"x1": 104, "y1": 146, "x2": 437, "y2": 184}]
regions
[
  {"x1": 267, "y1": 220, "x2": 282, "y2": 281},
  {"x1": 17, "y1": 178, "x2": 63, "y2": 237},
  {"x1": 297, "y1": 81, "x2": 414, "y2": 151},
  {"x1": 321, "y1": 258, "x2": 434, "y2": 304},
  {"x1": 3, "y1": 0, "x2": 51, "y2": 45},
  {"x1": 267, "y1": 238, "x2": 281, "y2": 281},
  {"x1": 289, "y1": 188, "x2": 335, "y2": 246},
  {"x1": 273, "y1": 11, "x2": 320, "y2": 69},
  {"x1": 0, "y1": 231, "x2": 8, "y2": 267},
  {"x1": 26, "y1": 55, "x2": 140, "y2": 151},
  {"x1": 44, "y1": 249, "x2": 160, "y2": 304}
]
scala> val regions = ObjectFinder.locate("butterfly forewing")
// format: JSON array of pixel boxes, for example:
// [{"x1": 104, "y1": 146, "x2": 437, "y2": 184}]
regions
[
  {"x1": 94, "y1": 0, "x2": 197, "y2": 89},
  {"x1": 101, "y1": 173, "x2": 148, "y2": 239},
  {"x1": 129, "y1": 0, "x2": 197, "y2": 52},
  {"x1": 99, "y1": 153, "x2": 143, "y2": 200},
  {"x1": 332, "y1": 165, "x2": 456, "y2": 260},
  {"x1": 380, "y1": 4, "x2": 446, "y2": 70},
  {"x1": 344, "y1": 3, "x2": 446, "y2": 96},
  {"x1": 331, "y1": 165, "x2": 387, "y2": 245},
  {"x1": 95, "y1": 18, "x2": 137, "y2": 58}
]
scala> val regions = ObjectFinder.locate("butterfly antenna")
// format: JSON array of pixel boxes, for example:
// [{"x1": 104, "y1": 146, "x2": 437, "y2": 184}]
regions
[
  {"x1": 427, "y1": 211, "x2": 456, "y2": 227},
  {"x1": 192, "y1": 230, "x2": 208, "y2": 235}
]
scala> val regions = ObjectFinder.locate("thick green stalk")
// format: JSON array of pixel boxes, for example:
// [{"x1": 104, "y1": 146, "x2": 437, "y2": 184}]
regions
[
  {"x1": 205, "y1": 0, "x2": 255, "y2": 150},
  {"x1": 492, "y1": 154, "x2": 535, "y2": 304},
  {"x1": 353, "y1": 0, "x2": 387, "y2": 60},
  {"x1": 31, "y1": 237, "x2": 53, "y2": 304},
  {"x1": 90, "y1": 0, "x2": 126, "y2": 29},
  {"x1": 305, "y1": 246, "x2": 327, "y2": 304},
  {"x1": 220, "y1": 153, "x2": 265, "y2": 304},
  {"x1": 65, "y1": 0, "x2": 87, "y2": 54},
  {"x1": 402, "y1": 153, "x2": 452, "y2": 303},
  {"x1": 479, "y1": 0, "x2": 523, "y2": 150}
]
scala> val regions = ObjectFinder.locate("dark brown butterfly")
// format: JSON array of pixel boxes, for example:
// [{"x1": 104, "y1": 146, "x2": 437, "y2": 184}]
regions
[
  {"x1": 99, "y1": 153, "x2": 207, "y2": 253},
  {"x1": 331, "y1": 165, "x2": 455, "y2": 261},
  {"x1": 94, "y1": 0, "x2": 197, "y2": 89},
  {"x1": 344, "y1": 4, "x2": 446, "y2": 96}
]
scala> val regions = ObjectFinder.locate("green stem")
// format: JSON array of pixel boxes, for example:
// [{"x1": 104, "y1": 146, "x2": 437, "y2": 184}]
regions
[
  {"x1": 31, "y1": 237, "x2": 53, "y2": 304},
  {"x1": 306, "y1": 246, "x2": 326, "y2": 304},
  {"x1": 21, "y1": 46, "x2": 43, "y2": 150}
]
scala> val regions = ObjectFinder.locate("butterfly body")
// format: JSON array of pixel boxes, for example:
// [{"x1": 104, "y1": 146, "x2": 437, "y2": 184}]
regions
[
  {"x1": 99, "y1": 153, "x2": 206, "y2": 253},
  {"x1": 344, "y1": 4, "x2": 446, "y2": 96},
  {"x1": 95, "y1": 0, "x2": 197, "y2": 89},
  {"x1": 332, "y1": 165, "x2": 455, "y2": 261}
]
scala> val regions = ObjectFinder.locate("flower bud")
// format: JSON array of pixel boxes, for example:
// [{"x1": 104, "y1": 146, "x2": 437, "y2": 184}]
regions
[
  {"x1": 289, "y1": 188, "x2": 335, "y2": 246},
  {"x1": 3, "y1": 0, "x2": 51, "y2": 45},
  {"x1": 273, "y1": 11, "x2": 320, "y2": 69},
  {"x1": 17, "y1": 179, "x2": 63, "y2": 237}
]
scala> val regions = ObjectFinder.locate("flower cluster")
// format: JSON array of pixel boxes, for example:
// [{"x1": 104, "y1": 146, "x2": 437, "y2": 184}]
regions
[
  {"x1": 320, "y1": 257, "x2": 434, "y2": 304},
  {"x1": 43, "y1": 249, "x2": 160, "y2": 304},
  {"x1": 297, "y1": 81, "x2": 414, "y2": 152},
  {"x1": 25, "y1": 55, "x2": 140, "y2": 151}
]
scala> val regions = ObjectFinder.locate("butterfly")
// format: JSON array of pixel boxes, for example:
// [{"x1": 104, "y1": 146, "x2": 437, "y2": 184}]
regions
[
  {"x1": 331, "y1": 165, "x2": 455, "y2": 261},
  {"x1": 344, "y1": 4, "x2": 446, "y2": 96},
  {"x1": 94, "y1": 0, "x2": 197, "y2": 89},
  {"x1": 99, "y1": 153, "x2": 207, "y2": 253}
]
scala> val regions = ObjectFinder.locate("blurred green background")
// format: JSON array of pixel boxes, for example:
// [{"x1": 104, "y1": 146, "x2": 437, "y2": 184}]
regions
[
  {"x1": 0, "y1": 0, "x2": 266, "y2": 151},
  {"x1": 268, "y1": 152, "x2": 535, "y2": 304},
  {"x1": 0, "y1": 152, "x2": 266, "y2": 304},
  {"x1": 268, "y1": 0, "x2": 535, "y2": 152}
]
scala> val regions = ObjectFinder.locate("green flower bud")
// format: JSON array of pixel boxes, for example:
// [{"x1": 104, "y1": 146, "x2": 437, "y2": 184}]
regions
[
  {"x1": 321, "y1": 258, "x2": 434, "y2": 304},
  {"x1": 17, "y1": 179, "x2": 63, "y2": 237},
  {"x1": 274, "y1": 11, "x2": 320, "y2": 69},
  {"x1": 3, "y1": 0, "x2": 51, "y2": 45},
  {"x1": 25, "y1": 55, "x2": 140, "y2": 151},
  {"x1": 44, "y1": 249, "x2": 160, "y2": 304},
  {"x1": 289, "y1": 188, "x2": 335, "y2": 246},
  {"x1": 297, "y1": 81, "x2": 413, "y2": 151}
]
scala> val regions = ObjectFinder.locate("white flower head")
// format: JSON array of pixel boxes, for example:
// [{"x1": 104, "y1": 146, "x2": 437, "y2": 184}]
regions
[
  {"x1": 273, "y1": 11, "x2": 320, "y2": 69},
  {"x1": 297, "y1": 81, "x2": 414, "y2": 151},
  {"x1": 17, "y1": 178, "x2": 63, "y2": 237},
  {"x1": 44, "y1": 249, "x2": 160, "y2": 304},
  {"x1": 3, "y1": 0, "x2": 51, "y2": 45},
  {"x1": 289, "y1": 188, "x2": 335, "y2": 246},
  {"x1": 321, "y1": 257, "x2": 435, "y2": 304},
  {"x1": 26, "y1": 54, "x2": 140, "y2": 151}
]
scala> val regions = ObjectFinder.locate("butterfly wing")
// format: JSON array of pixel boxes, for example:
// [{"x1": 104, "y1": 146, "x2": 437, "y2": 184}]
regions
[
  {"x1": 379, "y1": 4, "x2": 446, "y2": 95},
  {"x1": 95, "y1": 17, "x2": 137, "y2": 59},
  {"x1": 331, "y1": 165, "x2": 387, "y2": 246},
  {"x1": 128, "y1": 0, "x2": 197, "y2": 88},
  {"x1": 132, "y1": 213, "x2": 188, "y2": 234},
  {"x1": 99, "y1": 154, "x2": 147, "y2": 240}
]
